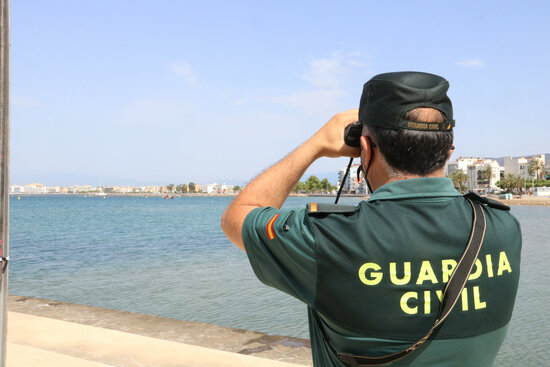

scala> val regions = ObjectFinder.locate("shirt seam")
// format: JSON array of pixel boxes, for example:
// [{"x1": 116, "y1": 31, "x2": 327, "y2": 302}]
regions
[
  {"x1": 369, "y1": 192, "x2": 462, "y2": 202},
  {"x1": 243, "y1": 208, "x2": 271, "y2": 286},
  {"x1": 304, "y1": 212, "x2": 321, "y2": 309}
]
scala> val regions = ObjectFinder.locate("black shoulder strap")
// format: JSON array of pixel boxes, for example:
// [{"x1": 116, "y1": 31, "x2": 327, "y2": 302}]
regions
[
  {"x1": 307, "y1": 202, "x2": 357, "y2": 215},
  {"x1": 464, "y1": 192, "x2": 510, "y2": 211},
  {"x1": 316, "y1": 198, "x2": 487, "y2": 367}
]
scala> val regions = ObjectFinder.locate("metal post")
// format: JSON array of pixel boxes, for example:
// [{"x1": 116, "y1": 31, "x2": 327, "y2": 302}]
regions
[{"x1": 0, "y1": 0, "x2": 9, "y2": 365}]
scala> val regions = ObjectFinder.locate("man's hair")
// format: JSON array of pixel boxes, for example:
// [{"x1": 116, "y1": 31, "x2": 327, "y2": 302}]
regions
[{"x1": 366, "y1": 108, "x2": 454, "y2": 176}]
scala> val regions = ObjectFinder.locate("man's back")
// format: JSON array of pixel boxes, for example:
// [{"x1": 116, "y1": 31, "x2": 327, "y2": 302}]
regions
[{"x1": 306, "y1": 178, "x2": 521, "y2": 366}]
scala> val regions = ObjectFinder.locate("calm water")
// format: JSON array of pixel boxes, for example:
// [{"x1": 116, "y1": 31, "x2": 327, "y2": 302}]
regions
[{"x1": 8, "y1": 196, "x2": 550, "y2": 365}]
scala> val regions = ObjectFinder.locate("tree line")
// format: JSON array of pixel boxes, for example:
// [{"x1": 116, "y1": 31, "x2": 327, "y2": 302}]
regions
[
  {"x1": 292, "y1": 176, "x2": 336, "y2": 194},
  {"x1": 165, "y1": 183, "x2": 242, "y2": 193},
  {"x1": 166, "y1": 183, "x2": 197, "y2": 193}
]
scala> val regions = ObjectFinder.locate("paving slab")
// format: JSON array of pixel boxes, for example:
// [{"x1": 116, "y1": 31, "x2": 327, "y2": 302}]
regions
[{"x1": 7, "y1": 343, "x2": 116, "y2": 367}]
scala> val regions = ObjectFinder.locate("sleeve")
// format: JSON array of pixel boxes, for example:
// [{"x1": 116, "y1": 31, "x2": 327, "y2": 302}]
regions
[{"x1": 242, "y1": 206, "x2": 317, "y2": 305}]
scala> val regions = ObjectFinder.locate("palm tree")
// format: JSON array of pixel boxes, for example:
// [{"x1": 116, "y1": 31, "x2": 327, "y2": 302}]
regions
[
  {"x1": 478, "y1": 166, "x2": 493, "y2": 190},
  {"x1": 450, "y1": 169, "x2": 468, "y2": 193},
  {"x1": 528, "y1": 158, "x2": 545, "y2": 180},
  {"x1": 498, "y1": 174, "x2": 523, "y2": 195}
]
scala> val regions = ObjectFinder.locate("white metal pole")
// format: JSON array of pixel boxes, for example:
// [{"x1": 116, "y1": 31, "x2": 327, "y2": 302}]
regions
[{"x1": 0, "y1": 0, "x2": 9, "y2": 365}]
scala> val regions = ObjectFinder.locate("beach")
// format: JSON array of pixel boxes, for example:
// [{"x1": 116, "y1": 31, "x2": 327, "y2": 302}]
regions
[{"x1": 498, "y1": 195, "x2": 550, "y2": 206}]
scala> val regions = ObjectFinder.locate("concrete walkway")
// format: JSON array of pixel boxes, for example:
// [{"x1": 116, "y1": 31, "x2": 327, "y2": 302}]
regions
[{"x1": 7, "y1": 312, "x2": 307, "y2": 367}]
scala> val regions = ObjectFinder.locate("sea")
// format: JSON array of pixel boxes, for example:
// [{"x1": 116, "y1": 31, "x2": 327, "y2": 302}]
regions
[{"x1": 8, "y1": 195, "x2": 550, "y2": 366}]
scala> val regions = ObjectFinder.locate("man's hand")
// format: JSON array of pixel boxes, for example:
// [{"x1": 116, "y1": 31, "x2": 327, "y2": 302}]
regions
[
  {"x1": 221, "y1": 110, "x2": 361, "y2": 251},
  {"x1": 310, "y1": 109, "x2": 361, "y2": 159}
]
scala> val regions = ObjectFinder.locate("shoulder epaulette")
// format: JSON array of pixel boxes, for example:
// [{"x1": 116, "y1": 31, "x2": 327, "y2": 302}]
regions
[
  {"x1": 307, "y1": 202, "x2": 357, "y2": 215},
  {"x1": 463, "y1": 192, "x2": 510, "y2": 211}
]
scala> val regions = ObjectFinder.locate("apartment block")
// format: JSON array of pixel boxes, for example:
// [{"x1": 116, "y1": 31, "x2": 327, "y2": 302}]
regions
[
  {"x1": 447, "y1": 157, "x2": 500, "y2": 192},
  {"x1": 504, "y1": 154, "x2": 546, "y2": 179},
  {"x1": 338, "y1": 164, "x2": 369, "y2": 194}
]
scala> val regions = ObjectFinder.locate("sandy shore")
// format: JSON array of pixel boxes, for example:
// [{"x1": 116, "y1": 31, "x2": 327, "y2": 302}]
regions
[
  {"x1": 490, "y1": 195, "x2": 550, "y2": 206},
  {"x1": 7, "y1": 295, "x2": 312, "y2": 366}
]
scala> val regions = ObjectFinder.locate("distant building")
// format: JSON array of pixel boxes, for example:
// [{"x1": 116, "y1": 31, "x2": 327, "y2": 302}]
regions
[
  {"x1": 68, "y1": 185, "x2": 95, "y2": 193},
  {"x1": 142, "y1": 186, "x2": 161, "y2": 193},
  {"x1": 446, "y1": 157, "x2": 479, "y2": 177},
  {"x1": 201, "y1": 183, "x2": 234, "y2": 194},
  {"x1": 9, "y1": 185, "x2": 25, "y2": 194},
  {"x1": 504, "y1": 154, "x2": 545, "y2": 179},
  {"x1": 447, "y1": 157, "x2": 500, "y2": 192},
  {"x1": 201, "y1": 183, "x2": 217, "y2": 194},
  {"x1": 534, "y1": 186, "x2": 550, "y2": 197},
  {"x1": 504, "y1": 157, "x2": 529, "y2": 179},
  {"x1": 46, "y1": 186, "x2": 63, "y2": 194},
  {"x1": 466, "y1": 160, "x2": 500, "y2": 192},
  {"x1": 338, "y1": 164, "x2": 369, "y2": 194},
  {"x1": 24, "y1": 183, "x2": 46, "y2": 194},
  {"x1": 116, "y1": 186, "x2": 135, "y2": 193}
]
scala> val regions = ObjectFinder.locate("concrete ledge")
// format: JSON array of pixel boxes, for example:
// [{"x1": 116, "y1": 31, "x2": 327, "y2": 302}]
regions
[
  {"x1": 8, "y1": 311, "x2": 307, "y2": 367},
  {"x1": 7, "y1": 295, "x2": 313, "y2": 366}
]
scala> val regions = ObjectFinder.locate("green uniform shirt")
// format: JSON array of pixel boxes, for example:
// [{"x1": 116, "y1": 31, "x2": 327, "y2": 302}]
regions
[{"x1": 242, "y1": 177, "x2": 521, "y2": 367}]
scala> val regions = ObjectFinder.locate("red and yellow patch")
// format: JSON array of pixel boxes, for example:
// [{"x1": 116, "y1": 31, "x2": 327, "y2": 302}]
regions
[
  {"x1": 309, "y1": 203, "x2": 318, "y2": 212},
  {"x1": 266, "y1": 213, "x2": 280, "y2": 240}
]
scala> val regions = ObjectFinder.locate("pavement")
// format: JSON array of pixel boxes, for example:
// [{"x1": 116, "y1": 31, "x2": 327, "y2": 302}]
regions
[
  {"x1": 6, "y1": 295, "x2": 313, "y2": 367},
  {"x1": 7, "y1": 311, "x2": 308, "y2": 367}
]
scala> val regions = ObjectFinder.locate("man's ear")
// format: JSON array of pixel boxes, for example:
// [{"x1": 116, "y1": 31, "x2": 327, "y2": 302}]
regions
[
  {"x1": 447, "y1": 145, "x2": 455, "y2": 161},
  {"x1": 360, "y1": 135, "x2": 371, "y2": 164}
]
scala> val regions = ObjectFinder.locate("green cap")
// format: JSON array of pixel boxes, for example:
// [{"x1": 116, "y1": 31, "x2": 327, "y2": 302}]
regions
[{"x1": 359, "y1": 71, "x2": 455, "y2": 131}]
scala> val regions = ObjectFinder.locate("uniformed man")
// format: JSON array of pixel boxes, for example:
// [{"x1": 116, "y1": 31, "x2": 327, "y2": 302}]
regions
[{"x1": 221, "y1": 72, "x2": 521, "y2": 366}]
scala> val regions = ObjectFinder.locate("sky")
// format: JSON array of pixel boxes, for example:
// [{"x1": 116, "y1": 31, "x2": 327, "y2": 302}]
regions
[{"x1": 9, "y1": 0, "x2": 550, "y2": 186}]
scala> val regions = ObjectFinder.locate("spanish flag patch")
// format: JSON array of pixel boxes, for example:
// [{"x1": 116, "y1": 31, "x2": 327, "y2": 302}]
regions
[{"x1": 266, "y1": 213, "x2": 280, "y2": 240}]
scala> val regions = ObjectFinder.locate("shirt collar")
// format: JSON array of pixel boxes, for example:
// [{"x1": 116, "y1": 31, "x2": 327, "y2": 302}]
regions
[{"x1": 368, "y1": 177, "x2": 461, "y2": 202}]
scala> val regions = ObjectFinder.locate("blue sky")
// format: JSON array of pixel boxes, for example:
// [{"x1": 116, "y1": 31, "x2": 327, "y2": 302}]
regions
[{"x1": 10, "y1": 1, "x2": 550, "y2": 186}]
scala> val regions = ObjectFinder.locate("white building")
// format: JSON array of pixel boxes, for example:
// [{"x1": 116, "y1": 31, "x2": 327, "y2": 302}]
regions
[
  {"x1": 117, "y1": 186, "x2": 136, "y2": 193},
  {"x1": 338, "y1": 164, "x2": 369, "y2": 194},
  {"x1": 447, "y1": 157, "x2": 500, "y2": 192},
  {"x1": 201, "y1": 183, "x2": 234, "y2": 194},
  {"x1": 504, "y1": 157, "x2": 529, "y2": 179},
  {"x1": 9, "y1": 185, "x2": 25, "y2": 194},
  {"x1": 202, "y1": 183, "x2": 217, "y2": 194},
  {"x1": 46, "y1": 186, "x2": 63, "y2": 194},
  {"x1": 534, "y1": 187, "x2": 550, "y2": 197},
  {"x1": 24, "y1": 183, "x2": 47, "y2": 194},
  {"x1": 141, "y1": 186, "x2": 161, "y2": 193},
  {"x1": 466, "y1": 160, "x2": 500, "y2": 192},
  {"x1": 504, "y1": 154, "x2": 545, "y2": 179},
  {"x1": 446, "y1": 157, "x2": 479, "y2": 176}
]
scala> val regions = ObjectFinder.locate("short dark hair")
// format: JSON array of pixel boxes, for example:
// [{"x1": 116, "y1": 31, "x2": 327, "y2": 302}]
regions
[{"x1": 366, "y1": 108, "x2": 454, "y2": 176}]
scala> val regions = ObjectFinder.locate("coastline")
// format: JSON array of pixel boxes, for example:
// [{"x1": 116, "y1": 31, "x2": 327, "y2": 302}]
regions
[
  {"x1": 488, "y1": 195, "x2": 550, "y2": 206},
  {"x1": 9, "y1": 193, "x2": 550, "y2": 206},
  {"x1": 7, "y1": 295, "x2": 313, "y2": 366}
]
